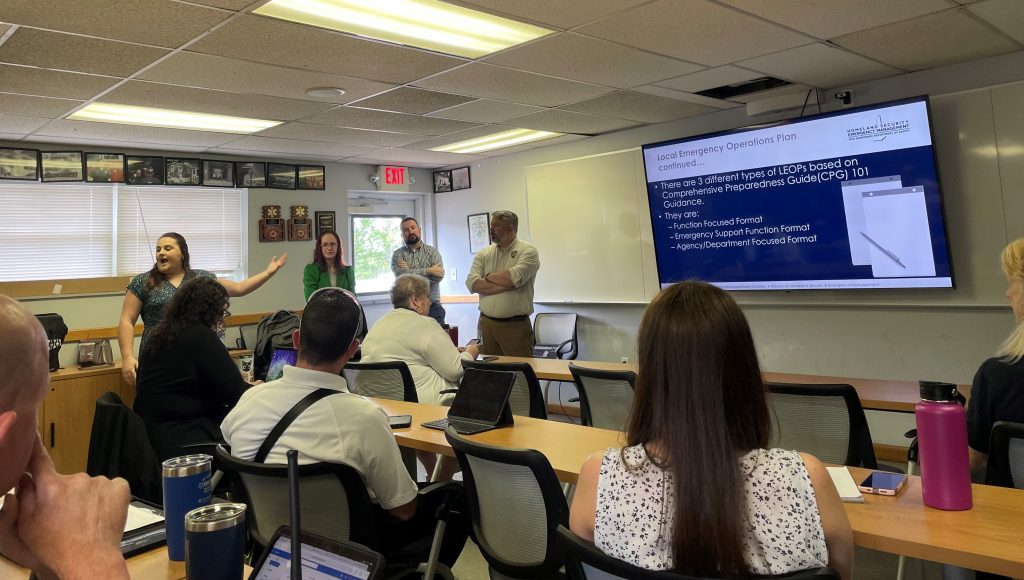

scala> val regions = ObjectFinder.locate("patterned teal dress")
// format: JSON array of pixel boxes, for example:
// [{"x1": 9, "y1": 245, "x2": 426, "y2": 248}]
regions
[{"x1": 128, "y1": 269, "x2": 215, "y2": 352}]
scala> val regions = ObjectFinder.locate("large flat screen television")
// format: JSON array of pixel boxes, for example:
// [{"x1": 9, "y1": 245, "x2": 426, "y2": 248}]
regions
[{"x1": 641, "y1": 96, "x2": 953, "y2": 291}]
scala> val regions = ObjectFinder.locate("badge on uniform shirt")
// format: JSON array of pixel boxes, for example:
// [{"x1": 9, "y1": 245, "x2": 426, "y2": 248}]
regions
[{"x1": 511, "y1": 251, "x2": 518, "y2": 258}]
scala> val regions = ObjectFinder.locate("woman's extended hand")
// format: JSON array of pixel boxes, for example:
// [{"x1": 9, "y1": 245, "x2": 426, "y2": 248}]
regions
[{"x1": 266, "y1": 254, "x2": 288, "y2": 276}]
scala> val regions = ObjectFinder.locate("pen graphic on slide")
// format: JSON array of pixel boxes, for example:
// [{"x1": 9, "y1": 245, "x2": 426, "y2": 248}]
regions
[{"x1": 859, "y1": 231, "x2": 906, "y2": 269}]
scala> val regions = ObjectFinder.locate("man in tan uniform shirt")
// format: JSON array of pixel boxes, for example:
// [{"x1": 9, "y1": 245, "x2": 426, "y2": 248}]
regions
[{"x1": 465, "y1": 210, "x2": 540, "y2": 356}]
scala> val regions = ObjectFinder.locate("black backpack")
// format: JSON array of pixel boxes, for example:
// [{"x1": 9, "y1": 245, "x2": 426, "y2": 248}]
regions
[
  {"x1": 35, "y1": 313, "x2": 68, "y2": 371},
  {"x1": 253, "y1": 310, "x2": 301, "y2": 381}
]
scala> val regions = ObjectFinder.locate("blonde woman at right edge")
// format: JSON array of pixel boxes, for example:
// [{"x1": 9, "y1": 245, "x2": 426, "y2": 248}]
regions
[{"x1": 570, "y1": 281, "x2": 853, "y2": 579}]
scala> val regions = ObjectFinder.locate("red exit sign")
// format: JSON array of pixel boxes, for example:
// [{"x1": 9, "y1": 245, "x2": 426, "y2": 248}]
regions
[{"x1": 377, "y1": 165, "x2": 410, "y2": 191}]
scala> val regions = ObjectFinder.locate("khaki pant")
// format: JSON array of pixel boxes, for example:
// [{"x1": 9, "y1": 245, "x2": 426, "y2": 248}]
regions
[{"x1": 479, "y1": 316, "x2": 533, "y2": 357}]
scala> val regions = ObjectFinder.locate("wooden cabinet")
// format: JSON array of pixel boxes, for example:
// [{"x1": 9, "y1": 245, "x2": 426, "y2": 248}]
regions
[{"x1": 39, "y1": 365, "x2": 124, "y2": 474}]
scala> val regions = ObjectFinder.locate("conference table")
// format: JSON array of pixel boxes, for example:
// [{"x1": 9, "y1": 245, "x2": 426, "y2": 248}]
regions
[
  {"x1": 374, "y1": 397, "x2": 1024, "y2": 578},
  {"x1": 0, "y1": 547, "x2": 254, "y2": 579},
  {"x1": 492, "y1": 356, "x2": 972, "y2": 413}
]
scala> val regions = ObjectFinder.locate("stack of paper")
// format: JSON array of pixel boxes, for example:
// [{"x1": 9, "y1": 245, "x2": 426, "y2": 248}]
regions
[{"x1": 826, "y1": 466, "x2": 864, "y2": 503}]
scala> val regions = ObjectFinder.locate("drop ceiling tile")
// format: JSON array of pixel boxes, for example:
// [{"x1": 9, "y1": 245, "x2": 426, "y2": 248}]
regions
[
  {"x1": 259, "y1": 122, "x2": 428, "y2": 148},
  {"x1": 0, "y1": 93, "x2": 83, "y2": 118},
  {"x1": 486, "y1": 32, "x2": 703, "y2": 89},
  {"x1": 0, "y1": 0, "x2": 231, "y2": 47},
  {"x1": 301, "y1": 107, "x2": 480, "y2": 136},
  {"x1": 560, "y1": 91, "x2": 717, "y2": 123},
  {"x1": 576, "y1": 0, "x2": 812, "y2": 66},
  {"x1": 655, "y1": 65, "x2": 767, "y2": 93},
  {"x1": 139, "y1": 52, "x2": 396, "y2": 104},
  {"x1": 0, "y1": 113, "x2": 49, "y2": 135},
  {"x1": 188, "y1": 15, "x2": 465, "y2": 84},
  {"x1": 969, "y1": 0, "x2": 1024, "y2": 44},
  {"x1": 413, "y1": 63, "x2": 613, "y2": 107},
  {"x1": 739, "y1": 43, "x2": 902, "y2": 88},
  {"x1": 511, "y1": 109, "x2": 641, "y2": 134},
  {"x1": 632, "y1": 85, "x2": 740, "y2": 110},
  {"x1": 20, "y1": 135, "x2": 211, "y2": 152},
  {"x1": 101, "y1": 81, "x2": 334, "y2": 121},
  {"x1": 205, "y1": 149, "x2": 347, "y2": 162},
  {"x1": 455, "y1": 0, "x2": 650, "y2": 29},
  {"x1": 33, "y1": 119, "x2": 241, "y2": 148},
  {"x1": 0, "y1": 64, "x2": 119, "y2": 100},
  {"x1": 833, "y1": 9, "x2": 1019, "y2": 71},
  {"x1": 426, "y1": 99, "x2": 545, "y2": 123},
  {"x1": 211, "y1": 136, "x2": 380, "y2": 158},
  {"x1": 352, "y1": 88, "x2": 476, "y2": 115},
  {"x1": 350, "y1": 149, "x2": 484, "y2": 168},
  {"x1": 185, "y1": 0, "x2": 252, "y2": 9},
  {"x1": 718, "y1": 0, "x2": 952, "y2": 39},
  {"x1": 0, "y1": 24, "x2": 10, "y2": 36},
  {"x1": 0, "y1": 28, "x2": 170, "y2": 78}
]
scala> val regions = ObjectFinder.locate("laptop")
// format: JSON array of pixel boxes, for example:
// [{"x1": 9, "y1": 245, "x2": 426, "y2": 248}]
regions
[
  {"x1": 266, "y1": 347, "x2": 298, "y2": 382},
  {"x1": 120, "y1": 499, "x2": 166, "y2": 557},
  {"x1": 422, "y1": 368, "x2": 516, "y2": 435},
  {"x1": 250, "y1": 525, "x2": 384, "y2": 580}
]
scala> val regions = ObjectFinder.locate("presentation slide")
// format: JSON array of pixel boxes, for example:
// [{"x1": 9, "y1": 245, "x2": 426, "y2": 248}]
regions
[{"x1": 641, "y1": 97, "x2": 953, "y2": 291}]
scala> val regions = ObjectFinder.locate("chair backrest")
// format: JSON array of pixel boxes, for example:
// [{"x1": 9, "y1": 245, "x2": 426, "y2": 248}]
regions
[
  {"x1": 766, "y1": 383, "x2": 878, "y2": 468},
  {"x1": 533, "y1": 312, "x2": 578, "y2": 360},
  {"x1": 556, "y1": 526, "x2": 840, "y2": 580},
  {"x1": 238, "y1": 323, "x2": 259, "y2": 350},
  {"x1": 342, "y1": 361, "x2": 418, "y2": 402},
  {"x1": 986, "y1": 420, "x2": 1024, "y2": 489},
  {"x1": 86, "y1": 391, "x2": 162, "y2": 504},
  {"x1": 212, "y1": 445, "x2": 376, "y2": 551},
  {"x1": 462, "y1": 360, "x2": 547, "y2": 418},
  {"x1": 569, "y1": 365, "x2": 636, "y2": 430},
  {"x1": 446, "y1": 425, "x2": 568, "y2": 578}
]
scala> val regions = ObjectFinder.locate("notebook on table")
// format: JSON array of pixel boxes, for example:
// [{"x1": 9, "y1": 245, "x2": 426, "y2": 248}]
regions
[
  {"x1": 250, "y1": 525, "x2": 383, "y2": 580},
  {"x1": 421, "y1": 368, "x2": 516, "y2": 435}
]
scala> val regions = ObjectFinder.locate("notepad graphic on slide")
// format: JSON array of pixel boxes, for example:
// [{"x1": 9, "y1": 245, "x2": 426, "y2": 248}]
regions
[
  {"x1": 861, "y1": 186, "x2": 936, "y2": 278},
  {"x1": 841, "y1": 176, "x2": 903, "y2": 265}
]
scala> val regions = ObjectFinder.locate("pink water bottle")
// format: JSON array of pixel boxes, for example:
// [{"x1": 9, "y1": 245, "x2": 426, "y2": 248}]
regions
[{"x1": 915, "y1": 381, "x2": 972, "y2": 510}]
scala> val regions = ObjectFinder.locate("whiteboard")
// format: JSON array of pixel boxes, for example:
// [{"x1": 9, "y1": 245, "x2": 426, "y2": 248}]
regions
[{"x1": 525, "y1": 149, "x2": 659, "y2": 303}]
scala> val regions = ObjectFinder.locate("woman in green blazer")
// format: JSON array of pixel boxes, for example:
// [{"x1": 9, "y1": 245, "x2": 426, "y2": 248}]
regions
[{"x1": 303, "y1": 230, "x2": 355, "y2": 300}]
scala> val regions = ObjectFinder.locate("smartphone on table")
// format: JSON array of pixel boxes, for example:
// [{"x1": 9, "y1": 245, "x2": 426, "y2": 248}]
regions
[
  {"x1": 388, "y1": 414, "x2": 413, "y2": 429},
  {"x1": 857, "y1": 472, "x2": 908, "y2": 496}
]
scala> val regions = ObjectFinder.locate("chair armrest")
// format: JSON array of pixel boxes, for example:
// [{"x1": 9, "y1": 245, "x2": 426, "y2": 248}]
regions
[
  {"x1": 417, "y1": 480, "x2": 462, "y2": 497},
  {"x1": 555, "y1": 339, "x2": 575, "y2": 359},
  {"x1": 438, "y1": 389, "x2": 458, "y2": 395},
  {"x1": 568, "y1": 397, "x2": 579, "y2": 403}
]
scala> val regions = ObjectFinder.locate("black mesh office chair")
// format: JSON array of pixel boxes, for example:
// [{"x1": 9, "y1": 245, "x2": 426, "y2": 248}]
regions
[
  {"x1": 556, "y1": 526, "x2": 840, "y2": 580},
  {"x1": 446, "y1": 425, "x2": 568, "y2": 579},
  {"x1": 86, "y1": 391, "x2": 162, "y2": 504},
  {"x1": 986, "y1": 420, "x2": 1024, "y2": 489},
  {"x1": 568, "y1": 365, "x2": 636, "y2": 431},
  {"x1": 533, "y1": 313, "x2": 578, "y2": 360},
  {"x1": 462, "y1": 359, "x2": 548, "y2": 419},
  {"x1": 342, "y1": 360, "x2": 418, "y2": 402},
  {"x1": 766, "y1": 383, "x2": 879, "y2": 469},
  {"x1": 213, "y1": 445, "x2": 455, "y2": 579}
]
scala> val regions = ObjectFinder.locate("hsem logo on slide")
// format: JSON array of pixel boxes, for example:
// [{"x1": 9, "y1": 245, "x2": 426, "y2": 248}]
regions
[{"x1": 385, "y1": 166, "x2": 406, "y2": 185}]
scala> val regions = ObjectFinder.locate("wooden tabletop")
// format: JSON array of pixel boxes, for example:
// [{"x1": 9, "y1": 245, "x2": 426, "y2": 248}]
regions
[
  {"x1": 492, "y1": 356, "x2": 972, "y2": 413},
  {"x1": 373, "y1": 397, "x2": 1024, "y2": 577},
  {"x1": 0, "y1": 548, "x2": 252, "y2": 579}
]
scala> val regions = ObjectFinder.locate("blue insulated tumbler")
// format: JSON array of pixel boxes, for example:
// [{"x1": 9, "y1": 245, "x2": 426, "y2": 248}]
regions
[
  {"x1": 162, "y1": 454, "x2": 213, "y2": 561},
  {"x1": 184, "y1": 503, "x2": 247, "y2": 580}
]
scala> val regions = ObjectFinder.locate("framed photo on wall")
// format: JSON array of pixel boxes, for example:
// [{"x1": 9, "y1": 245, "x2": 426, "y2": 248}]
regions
[
  {"x1": 0, "y1": 147, "x2": 39, "y2": 181},
  {"x1": 125, "y1": 156, "x2": 164, "y2": 185},
  {"x1": 433, "y1": 169, "x2": 452, "y2": 193},
  {"x1": 235, "y1": 162, "x2": 266, "y2": 188},
  {"x1": 315, "y1": 211, "x2": 336, "y2": 235},
  {"x1": 202, "y1": 160, "x2": 235, "y2": 187},
  {"x1": 468, "y1": 212, "x2": 490, "y2": 254},
  {"x1": 165, "y1": 158, "x2": 201, "y2": 185},
  {"x1": 40, "y1": 151, "x2": 84, "y2": 182},
  {"x1": 451, "y1": 166, "x2": 471, "y2": 191},
  {"x1": 297, "y1": 165, "x2": 326, "y2": 190},
  {"x1": 85, "y1": 153, "x2": 125, "y2": 183},
  {"x1": 268, "y1": 163, "x2": 296, "y2": 189}
]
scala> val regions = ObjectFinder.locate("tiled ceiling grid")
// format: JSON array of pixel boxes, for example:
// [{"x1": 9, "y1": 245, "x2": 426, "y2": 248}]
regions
[{"x1": 0, "y1": 0, "x2": 1020, "y2": 167}]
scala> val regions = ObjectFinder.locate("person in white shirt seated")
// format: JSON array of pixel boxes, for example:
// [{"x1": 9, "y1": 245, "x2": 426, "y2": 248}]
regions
[{"x1": 361, "y1": 274, "x2": 479, "y2": 479}]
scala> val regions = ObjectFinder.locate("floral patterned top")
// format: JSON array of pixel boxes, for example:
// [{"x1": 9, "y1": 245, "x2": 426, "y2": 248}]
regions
[
  {"x1": 594, "y1": 445, "x2": 828, "y2": 574},
  {"x1": 127, "y1": 269, "x2": 215, "y2": 351}
]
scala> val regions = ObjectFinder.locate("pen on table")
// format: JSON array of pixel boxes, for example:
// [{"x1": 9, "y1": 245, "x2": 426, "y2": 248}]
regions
[{"x1": 859, "y1": 231, "x2": 906, "y2": 269}]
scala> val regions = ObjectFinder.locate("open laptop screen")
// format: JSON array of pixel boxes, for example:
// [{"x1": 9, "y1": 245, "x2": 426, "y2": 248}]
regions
[
  {"x1": 252, "y1": 526, "x2": 381, "y2": 580},
  {"x1": 266, "y1": 347, "x2": 297, "y2": 382},
  {"x1": 448, "y1": 368, "x2": 515, "y2": 424}
]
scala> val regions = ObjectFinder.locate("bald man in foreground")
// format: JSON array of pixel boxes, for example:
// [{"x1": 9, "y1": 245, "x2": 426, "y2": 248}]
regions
[{"x1": 0, "y1": 295, "x2": 130, "y2": 579}]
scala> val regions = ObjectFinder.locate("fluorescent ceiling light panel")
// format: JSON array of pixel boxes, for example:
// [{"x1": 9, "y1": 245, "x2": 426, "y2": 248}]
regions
[
  {"x1": 430, "y1": 128, "x2": 561, "y2": 154},
  {"x1": 254, "y1": 0, "x2": 553, "y2": 58},
  {"x1": 67, "y1": 103, "x2": 282, "y2": 134}
]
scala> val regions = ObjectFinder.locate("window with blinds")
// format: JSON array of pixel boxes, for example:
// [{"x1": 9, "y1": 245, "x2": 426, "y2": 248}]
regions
[{"x1": 0, "y1": 183, "x2": 245, "y2": 283}]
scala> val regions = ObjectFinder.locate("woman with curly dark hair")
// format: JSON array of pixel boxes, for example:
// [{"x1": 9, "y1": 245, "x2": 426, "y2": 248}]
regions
[{"x1": 134, "y1": 276, "x2": 250, "y2": 461}]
